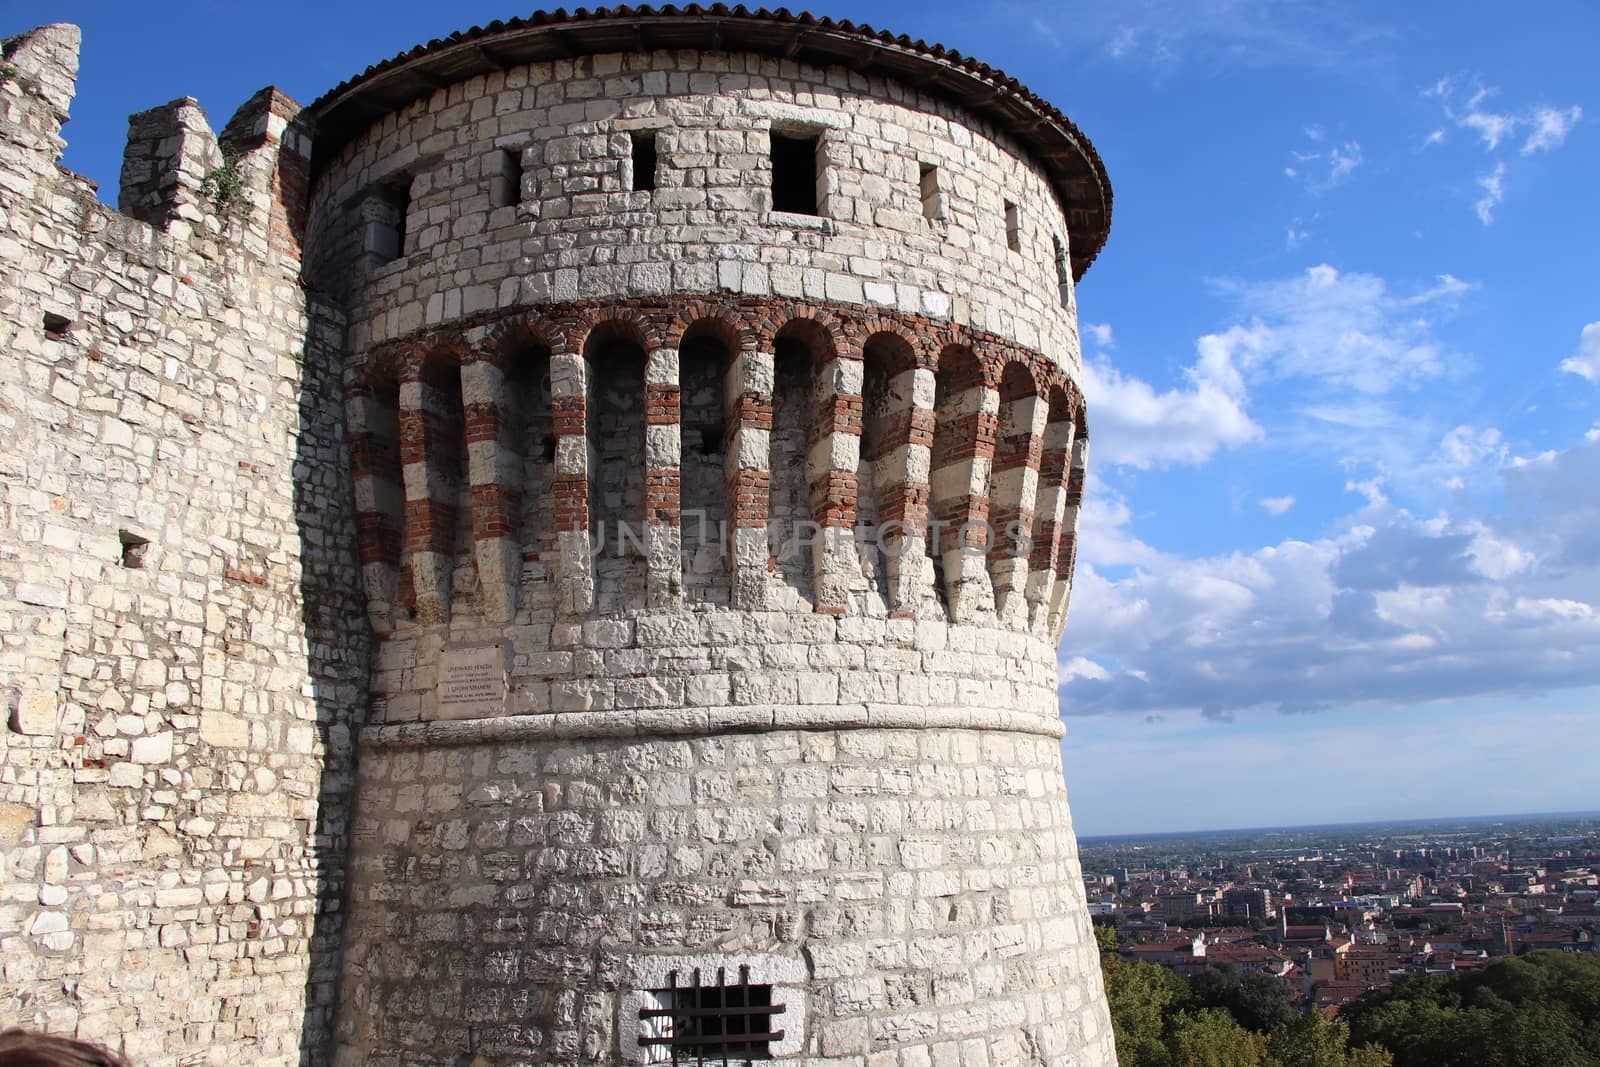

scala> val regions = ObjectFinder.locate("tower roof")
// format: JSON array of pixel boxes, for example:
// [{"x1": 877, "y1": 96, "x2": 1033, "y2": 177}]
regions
[{"x1": 306, "y1": 4, "x2": 1113, "y2": 279}]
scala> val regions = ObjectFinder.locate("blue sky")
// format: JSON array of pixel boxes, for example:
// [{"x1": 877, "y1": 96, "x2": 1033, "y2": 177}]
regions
[{"x1": 14, "y1": 1, "x2": 1599, "y2": 835}]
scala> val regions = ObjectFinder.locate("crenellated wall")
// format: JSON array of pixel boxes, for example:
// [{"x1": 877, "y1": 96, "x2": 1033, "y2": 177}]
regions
[
  {"x1": 1, "y1": 10, "x2": 1115, "y2": 1067},
  {"x1": 0, "y1": 25, "x2": 367, "y2": 1067}
]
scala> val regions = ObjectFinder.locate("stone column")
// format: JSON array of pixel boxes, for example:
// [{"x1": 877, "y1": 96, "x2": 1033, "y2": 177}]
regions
[
  {"x1": 461, "y1": 354, "x2": 522, "y2": 623},
  {"x1": 868, "y1": 354, "x2": 936, "y2": 618},
  {"x1": 726, "y1": 345, "x2": 774, "y2": 610},
  {"x1": 1048, "y1": 432, "x2": 1089, "y2": 640},
  {"x1": 550, "y1": 348, "x2": 593, "y2": 616},
  {"x1": 1027, "y1": 396, "x2": 1077, "y2": 635},
  {"x1": 808, "y1": 350, "x2": 863, "y2": 615},
  {"x1": 346, "y1": 378, "x2": 403, "y2": 635},
  {"x1": 987, "y1": 369, "x2": 1047, "y2": 628},
  {"x1": 643, "y1": 345, "x2": 684, "y2": 610},
  {"x1": 929, "y1": 350, "x2": 998, "y2": 621},
  {"x1": 399, "y1": 358, "x2": 465, "y2": 626}
]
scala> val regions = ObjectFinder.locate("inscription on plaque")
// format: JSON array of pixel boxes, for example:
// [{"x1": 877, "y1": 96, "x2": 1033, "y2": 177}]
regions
[{"x1": 435, "y1": 642, "x2": 508, "y2": 719}]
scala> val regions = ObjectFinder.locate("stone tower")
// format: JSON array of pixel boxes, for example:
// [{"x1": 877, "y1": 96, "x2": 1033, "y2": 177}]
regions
[
  {"x1": 0, "y1": 7, "x2": 1112, "y2": 1067},
  {"x1": 310, "y1": 8, "x2": 1112, "y2": 1066}
]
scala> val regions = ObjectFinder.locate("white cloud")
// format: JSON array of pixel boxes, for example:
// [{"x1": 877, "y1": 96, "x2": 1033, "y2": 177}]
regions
[
  {"x1": 1423, "y1": 77, "x2": 1582, "y2": 221},
  {"x1": 1081, "y1": 351, "x2": 1260, "y2": 469},
  {"x1": 1260, "y1": 496, "x2": 1296, "y2": 516},
  {"x1": 1461, "y1": 109, "x2": 1516, "y2": 151},
  {"x1": 1559, "y1": 322, "x2": 1600, "y2": 383},
  {"x1": 1083, "y1": 265, "x2": 1471, "y2": 476},
  {"x1": 1475, "y1": 163, "x2": 1505, "y2": 225},
  {"x1": 1436, "y1": 425, "x2": 1505, "y2": 468},
  {"x1": 1082, "y1": 322, "x2": 1115, "y2": 348},
  {"x1": 1062, "y1": 432, "x2": 1600, "y2": 719},
  {"x1": 1033, "y1": 0, "x2": 1390, "y2": 73},
  {"x1": 1211, "y1": 265, "x2": 1465, "y2": 396},
  {"x1": 1522, "y1": 106, "x2": 1583, "y2": 154},
  {"x1": 1285, "y1": 130, "x2": 1363, "y2": 194}
]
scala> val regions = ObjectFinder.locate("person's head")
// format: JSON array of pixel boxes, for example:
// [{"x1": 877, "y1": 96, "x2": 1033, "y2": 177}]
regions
[{"x1": 0, "y1": 1030, "x2": 128, "y2": 1067}]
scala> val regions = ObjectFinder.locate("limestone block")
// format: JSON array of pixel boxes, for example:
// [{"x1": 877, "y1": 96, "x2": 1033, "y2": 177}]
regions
[{"x1": 10, "y1": 690, "x2": 59, "y2": 734}]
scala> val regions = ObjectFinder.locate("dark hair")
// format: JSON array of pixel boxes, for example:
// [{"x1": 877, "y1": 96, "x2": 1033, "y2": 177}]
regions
[{"x1": 0, "y1": 1030, "x2": 129, "y2": 1067}]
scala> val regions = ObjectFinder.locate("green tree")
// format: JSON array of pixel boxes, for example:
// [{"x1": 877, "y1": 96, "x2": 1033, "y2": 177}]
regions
[
  {"x1": 1343, "y1": 951, "x2": 1600, "y2": 1067},
  {"x1": 1268, "y1": 1010, "x2": 1394, "y2": 1067},
  {"x1": 1190, "y1": 964, "x2": 1300, "y2": 1032},
  {"x1": 1164, "y1": 1008, "x2": 1271, "y2": 1067},
  {"x1": 1102, "y1": 957, "x2": 1189, "y2": 1067}
]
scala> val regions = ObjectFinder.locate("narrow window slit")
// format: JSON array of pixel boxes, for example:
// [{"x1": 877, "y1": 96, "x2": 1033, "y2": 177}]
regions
[
  {"x1": 919, "y1": 163, "x2": 944, "y2": 221},
  {"x1": 631, "y1": 132, "x2": 658, "y2": 192},
  {"x1": 1004, "y1": 200, "x2": 1021, "y2": 252},
  {"x1": 489, "y1": 148, "x2": 522, "y2": 208}
]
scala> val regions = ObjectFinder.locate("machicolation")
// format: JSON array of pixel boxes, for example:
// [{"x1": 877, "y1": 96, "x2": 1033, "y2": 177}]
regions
[{"x1": 1, "y1": 8, "x2": 1115, "y2": 1066}]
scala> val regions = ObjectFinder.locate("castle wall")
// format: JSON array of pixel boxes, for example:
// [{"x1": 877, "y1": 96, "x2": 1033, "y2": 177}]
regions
[
  {"x1": 0, "y1": 26, "x2": 368, "y2": 1067},
  {"x1": 338, "y1": 727, "x2": 1113, "y2": 1067},
  {"x1": 301, "y1": 50, "x2": 1084, "y2": 380},
  {"x1": 314, "y1": 31, "x2": 1110, "y2": 1067}
]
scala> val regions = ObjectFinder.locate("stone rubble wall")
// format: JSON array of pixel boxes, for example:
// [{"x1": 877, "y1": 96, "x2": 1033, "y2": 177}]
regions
[
  {"x1": 302, "y1": 50, "x2": 1085, "y2": 380},
  {"x1": 337, "y1": 727, "x2": 1116, "y2": 1067},
  {"x1": 0, "y1": 24, "x2": 368, "y2": 1067}
]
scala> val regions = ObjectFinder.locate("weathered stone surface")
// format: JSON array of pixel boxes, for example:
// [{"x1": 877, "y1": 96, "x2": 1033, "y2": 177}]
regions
[
  {"x1": 2, "y1": 12, "x2": 1110, "y2": 1067},
  {"x1": 0, "y1": 23, "x2": 367, "y2": 1067}
]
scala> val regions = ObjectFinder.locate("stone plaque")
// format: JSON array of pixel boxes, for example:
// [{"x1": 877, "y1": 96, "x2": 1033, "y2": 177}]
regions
[{"x1": 435, "y1": 641, "x2": 508, "y2": 719}]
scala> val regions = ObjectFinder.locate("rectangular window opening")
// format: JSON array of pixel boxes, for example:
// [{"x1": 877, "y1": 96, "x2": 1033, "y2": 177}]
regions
[
  {"x1": 1004, "y1": 200, "x2": 1021, "y2": 252},
  {"x1": 770, "y1": 130, "x2": 821, "y2": 216},
  {"x1": 640, "y1": 966, "x2": 784, "y2": 1063},
  {"x1": 919, "y1": 163, "x2": 944, "y2": 221},
  {"x1": 490, "y1": 148, "x2": 522, "y2": 209},
  {"x1": 631, "y1": 132, "x2": 658, "y2": 192},
  {"x1": 119, "y1": 530, "x2": 150, "y2": 570},
  {"x1": 365, "y1": 176, "x2": 413, "y2": 264}
]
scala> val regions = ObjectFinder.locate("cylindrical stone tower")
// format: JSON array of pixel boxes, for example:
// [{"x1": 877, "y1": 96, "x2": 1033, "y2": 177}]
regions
[{"x1": 305, "y1": 8, "x2": 1112, "y2": 1065}]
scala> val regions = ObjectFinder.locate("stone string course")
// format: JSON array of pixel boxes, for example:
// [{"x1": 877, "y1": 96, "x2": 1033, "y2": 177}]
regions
[{"x1": 1, "y1": 12, "x2": 1115, "y2": 1067}]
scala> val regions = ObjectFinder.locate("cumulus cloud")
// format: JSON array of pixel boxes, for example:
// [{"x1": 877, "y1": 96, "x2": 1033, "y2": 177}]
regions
[
  {"x1": 1260, "y1": 496, "x2": 1296, "y2": 516},
  {"x1": 1560, "y1": 322, "x2": 1600, "y2": 383},
  {"x1": 1061, "y1": 432, "x2": 1600, "y2": 719},
  {"x1": 1082, "y1": 322, "x2": 1116, "y2": 348},
  {"x1": 1080, "y1": 347, "x2": 1260, "y2": 469},
  {"x1": 1082, "y1": 265, "x2": 1472, "y2": 475}
]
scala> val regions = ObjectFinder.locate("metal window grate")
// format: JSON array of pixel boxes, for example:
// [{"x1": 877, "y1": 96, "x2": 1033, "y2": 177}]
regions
[{"x1": 639, "y1": 965, "x2": 785, "y2": 1065}]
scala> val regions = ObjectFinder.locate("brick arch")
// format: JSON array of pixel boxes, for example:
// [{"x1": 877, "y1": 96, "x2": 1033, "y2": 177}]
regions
[
  {"x1": 664, "y1": 301, "x2": 754, "y2": 353},
  {"x1": 922, "y1": 325, "x2": 969, "y2": 370},
  {"x1": 764, "y1": 303, "x2": 842, "y2": 353},
  {"x1": 481, "y1": 311, "x2": 566, "y2": 364},
  {"x1": 996, "y1": 355, "x2": 1039, "y2": 401},
  {"x1": 569, "y1": 310, "x2": 661, "y2": 357},
  {"x1": 846, "y1": 314, "x2": 920, "y2": 361},
  {"x1": 401, "y1": 333, "x2": 471, "y2": 383},
  {"x1": 363, "y1": 342, "x2": 409, "y2": 387}
]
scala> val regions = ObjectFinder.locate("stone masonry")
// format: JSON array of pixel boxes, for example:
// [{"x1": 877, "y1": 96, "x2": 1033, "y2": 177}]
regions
[{"x1": 2, "y1": 8, "x2": 1114, "y2": 1067}]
